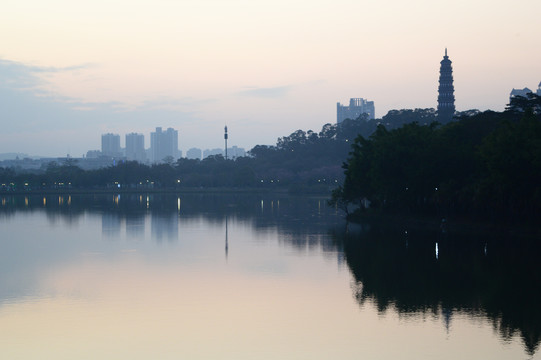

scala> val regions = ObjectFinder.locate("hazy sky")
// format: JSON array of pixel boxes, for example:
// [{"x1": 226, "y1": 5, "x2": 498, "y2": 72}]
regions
[{"x1": 1, "y1": 0, "x2": 540, "y2": 157}]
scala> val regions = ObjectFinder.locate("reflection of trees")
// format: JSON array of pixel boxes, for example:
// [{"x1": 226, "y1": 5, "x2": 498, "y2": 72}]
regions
[
  {"x1": 336, "y1": 224, "x2": 541, "y2": 356},
  {"x1": 0, "y1": 193, "x2": 344, "y2": 251},
  {"x1": 0, "y1": 195, "x2": 86, "y2": 226}
]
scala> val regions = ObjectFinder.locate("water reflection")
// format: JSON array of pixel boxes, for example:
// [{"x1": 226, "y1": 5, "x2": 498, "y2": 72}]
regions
[
  {"x1": 335, "y1": 223, "x2": 541, "y2": 356},
  {"x1": 1, "y1": 193, "x2": 540, "y2": 357},
  {"x1": 0, "y1": 193, "x2": 342, "y2": 247}
]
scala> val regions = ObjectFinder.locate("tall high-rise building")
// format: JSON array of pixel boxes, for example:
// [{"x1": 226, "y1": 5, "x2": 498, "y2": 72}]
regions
[
  {"x1": 337, "y1": 98, "x2": 375, "y2": 123},
  {"x1": 150, "y1": 127, "x2": 179, "y2": 163},
  {"x1": 125, "y1": 133, "x2": 146, "y2": 162},
  {"x1": 437, "y1": 49, "x2": 455, "y2": 122},
  {"x1": 101, "y1": 133, "x2": 121, "y2": 158}
]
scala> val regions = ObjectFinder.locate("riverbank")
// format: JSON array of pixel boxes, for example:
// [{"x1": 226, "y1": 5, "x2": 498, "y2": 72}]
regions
[
  {"x1": 1, "y1": 187, "x2": 283, "y2": 195},
  {"x1": 0, "y1": 186, "x2": 333, "y2": 197},
  {"x1": 347, "y1": 210, "x2": 541, "y2": 239}
]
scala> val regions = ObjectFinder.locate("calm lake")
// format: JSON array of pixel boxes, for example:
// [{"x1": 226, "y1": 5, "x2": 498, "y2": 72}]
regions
[{"x1": 0, "y1": 193, "x2": 539, "y2": 359}]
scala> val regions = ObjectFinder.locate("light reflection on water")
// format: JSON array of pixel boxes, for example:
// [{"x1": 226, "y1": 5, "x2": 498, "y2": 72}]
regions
[{"x1": 0, "y1": 193, "x2": 539, "y2": 360}]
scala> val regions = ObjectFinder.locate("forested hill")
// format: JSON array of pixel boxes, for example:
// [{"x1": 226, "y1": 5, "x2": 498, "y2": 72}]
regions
[{"x1": 332, "y1": 94, "x2": 541, "y2": 223}]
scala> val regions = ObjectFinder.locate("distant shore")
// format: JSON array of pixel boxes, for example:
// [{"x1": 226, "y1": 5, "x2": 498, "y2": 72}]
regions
[{"x1": 0, "y1": 186, "x2": 332, "y2": 196}]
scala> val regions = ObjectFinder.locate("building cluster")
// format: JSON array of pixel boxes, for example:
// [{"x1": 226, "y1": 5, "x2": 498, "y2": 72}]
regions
[
  {"x1": 93, "y1": 127, "x2": 179, "y2": 163},
  {"x1": 89, "y1": 126, "x2": 246, "y2": 164},
  {"x1": 185, "y1": 146, "x2": 245, "y2": 160},
  {"x1": 0, "y1": 125, "x2": 246, "y2": 170}
]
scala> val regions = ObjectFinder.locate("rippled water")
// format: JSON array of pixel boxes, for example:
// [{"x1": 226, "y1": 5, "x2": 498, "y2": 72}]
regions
[{"x1": 0, "y1": 193, "x2": 539, "y2": 359}]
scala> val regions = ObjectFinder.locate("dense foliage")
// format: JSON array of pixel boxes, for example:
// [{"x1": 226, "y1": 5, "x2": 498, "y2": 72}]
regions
[
  {"x1": 0, "y1": 117, "x2": 379, "y2": 192},
  {"x1": 332, "y1": 94, "x2": 541, "y2": 222}
]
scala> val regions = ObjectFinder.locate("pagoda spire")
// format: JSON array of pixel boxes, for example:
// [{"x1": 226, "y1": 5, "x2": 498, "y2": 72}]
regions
[{"x1": 437, "y1": 49, "x2": 455, "y2": 123}]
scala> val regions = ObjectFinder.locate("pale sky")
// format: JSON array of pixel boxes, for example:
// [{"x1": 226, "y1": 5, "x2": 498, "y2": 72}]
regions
[{"x1": 1, "y1": 0, "x2": 540, "y2": 157}]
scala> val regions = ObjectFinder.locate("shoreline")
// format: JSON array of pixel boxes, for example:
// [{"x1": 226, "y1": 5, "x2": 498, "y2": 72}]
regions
[
  {"x1": 347, "y1": 211, "x2": 541, "y2": 239},
  {"x1": 0, "y1": 187, "x2": 332, "y2": 197}
]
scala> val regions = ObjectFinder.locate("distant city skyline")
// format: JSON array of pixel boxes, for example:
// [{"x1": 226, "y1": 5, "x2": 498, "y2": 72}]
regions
[
  {"x1": 92, "y1": 128, "x2": 246, "y2": 163},
  {"x1": 1, "y1": 0, "x2": 540, "y2": 157}
]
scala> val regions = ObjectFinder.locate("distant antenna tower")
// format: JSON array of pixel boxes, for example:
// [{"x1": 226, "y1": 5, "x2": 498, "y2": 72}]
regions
[{"x1": 224, "y1": 125, "x2": 228, "y2": 160}]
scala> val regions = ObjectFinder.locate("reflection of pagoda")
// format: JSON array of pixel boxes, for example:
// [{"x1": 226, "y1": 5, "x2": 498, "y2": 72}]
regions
[{"x1": 437, "y1": 48, "x2": 455, "y2": 123}]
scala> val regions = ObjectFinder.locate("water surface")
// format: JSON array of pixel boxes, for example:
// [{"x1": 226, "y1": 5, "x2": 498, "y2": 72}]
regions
[{"x1": 0, "y1": 193, "x2": 539, "y2": 359}]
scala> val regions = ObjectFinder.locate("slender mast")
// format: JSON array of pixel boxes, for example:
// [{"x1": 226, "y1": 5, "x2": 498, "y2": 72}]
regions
[{"x1": 224, "y1": 126, "x2": 228, "y2": 160}]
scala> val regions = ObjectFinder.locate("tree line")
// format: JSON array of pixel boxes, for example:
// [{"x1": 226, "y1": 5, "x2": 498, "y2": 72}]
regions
[
  {"x1": 3, "y1": 93, "x2": 540, "y2": 214},
  {"x1": 331, "y1": 94, "x2": 541, "y2": 222},
  {"x1": 0, "y1": 116, "x2": 380, "y2": 192}
]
